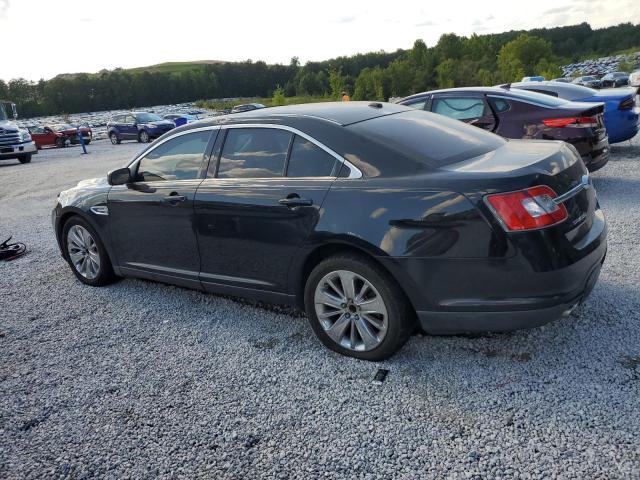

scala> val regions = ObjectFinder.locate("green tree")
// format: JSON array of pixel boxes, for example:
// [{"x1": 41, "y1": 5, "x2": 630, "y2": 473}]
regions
[
  {"x1": 328, "y1": 68, "x2": 346, "y2": 98},
  {"x1": 497, "y1": 34, "x2": 554, "y2": 81},
  {"x1": 353, "y1": 67, "x2": 387, "y2": 101},
  {"x1": 272, "y1": 85, "x2": 286, "y2": 106}
]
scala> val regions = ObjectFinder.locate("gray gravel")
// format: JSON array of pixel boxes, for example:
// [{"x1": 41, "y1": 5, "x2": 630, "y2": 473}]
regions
[{"x1": 1, "y1": 137, "x2": 639, "y2": 479}]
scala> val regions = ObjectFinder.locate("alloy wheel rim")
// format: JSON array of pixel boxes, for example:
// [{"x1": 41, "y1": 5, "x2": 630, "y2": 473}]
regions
[
  {"x1": 110, "y1": 134, "x2": 117, "y2": 144},
  {"x1": 314, "y1": 269, "x2": 388, "y2": 352},
  {"x1": 141, "y1": 132, "x2": 148, "y2": 142},
  {"x1": 67, "y1": 225, "x2": 101, "y2": 280}
]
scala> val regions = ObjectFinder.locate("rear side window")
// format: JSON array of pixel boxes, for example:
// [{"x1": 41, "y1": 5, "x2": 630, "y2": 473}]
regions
[
  {"x1": 217, "y1": 128, "x2": 291, "y2": 178},
  {"x1": 489, "y1": 98, "x2": 511, "y2": 112},
  {"x1": 432, "y1": 97, "x2": 487, "y2": 120},
  {"x1": 348, "y1": 110, "x2": 506, "y2": 168},
  {"x1": 286, "y1": 135, "x2": 337, "y2": 177},
  {"x1": 137, "y1": 130, "x2": 211, "y2": 182}
]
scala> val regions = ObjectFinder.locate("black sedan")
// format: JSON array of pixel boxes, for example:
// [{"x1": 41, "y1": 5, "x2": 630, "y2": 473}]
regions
[
  {"x1": 397, "y1": 87, "x2": 610, "y2": 172},
  {"x1": 572, "y1": 76, "x2": 602, "y2": 89},
  {"x1": 52, "y1": 102, "x2": 607, "y2": 360},
  {"x1": 600, "y1": 72, "x2": 629, "y2": 88}
]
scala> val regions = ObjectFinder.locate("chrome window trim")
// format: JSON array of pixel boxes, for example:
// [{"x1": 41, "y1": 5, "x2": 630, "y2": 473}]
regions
[
  {"x1": 219, "y1": 123, "x2": 362, "y2": 179},
  {"x1": 554, "y1": 174, "x2": 591, "y2": 205}
]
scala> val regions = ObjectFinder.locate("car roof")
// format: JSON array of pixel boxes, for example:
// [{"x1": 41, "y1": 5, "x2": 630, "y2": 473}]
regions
[{"x1": 195, "y1": 102, "x2": 411, "y2": 127}]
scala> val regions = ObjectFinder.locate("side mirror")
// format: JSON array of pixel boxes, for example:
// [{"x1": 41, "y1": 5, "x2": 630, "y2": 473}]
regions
[
  {"x1": 11, "y1": 103, "x2": 17, "y2": 119},
  {"x1": 108, "y1": 167, "x2": 132, "y2": 186}
]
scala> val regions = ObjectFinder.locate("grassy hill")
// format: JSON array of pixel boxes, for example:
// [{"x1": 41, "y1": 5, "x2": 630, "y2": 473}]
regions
[{"x1": 125, "y1": 60, "x2": 226, "y2": 74}]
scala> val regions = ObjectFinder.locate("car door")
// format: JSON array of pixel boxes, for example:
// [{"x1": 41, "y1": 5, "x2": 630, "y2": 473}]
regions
[
  {"x1": 430, "y1": 94, "x2": 497, "y2": 132},
  {"x1": 122, "y1": 115, "x2": 137, "y2": 139},
  {"x1": 194, "y1": 126, "x2": 339, "y2": 298},
  {"x1": 107, "y1": 128, "x2": 217, "y2": 288}
]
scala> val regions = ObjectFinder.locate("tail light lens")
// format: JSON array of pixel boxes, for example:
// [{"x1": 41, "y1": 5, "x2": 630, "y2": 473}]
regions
[
  {"x1": 485, "y1": 186, "x2": 568, "y2": 231},
  {"x1": 618, "y1": 97, "x2": 635, "y2": 110},
  {"x1": 542, "y1": 116, "x2": 599, "y2": 128}
]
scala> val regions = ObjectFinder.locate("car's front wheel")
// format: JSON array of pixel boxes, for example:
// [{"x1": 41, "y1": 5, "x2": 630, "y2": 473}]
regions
[
  {"x1": 55, "y1": 137, "x2": 66, "y2": 148},
  {"x1": 138, "y1": 130, "x2": 150, "y2": 143},
  {"x1": 18, "y1": 154, "x2": 32, "y2": 164},
  {"x1": 62, "y1": 217, "x2": 116, "y2": 286},
  {"x1": 110, "y1": 133, "x2": 121, "y2": 145},
  {"x1": 304, "y1": 253, "x2": 414, "y2": 361}
]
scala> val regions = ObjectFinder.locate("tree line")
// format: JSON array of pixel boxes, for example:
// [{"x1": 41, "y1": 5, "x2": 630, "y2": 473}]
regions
[{"x1": 2, "y1": 22, "x2": 639, "y2": 118}]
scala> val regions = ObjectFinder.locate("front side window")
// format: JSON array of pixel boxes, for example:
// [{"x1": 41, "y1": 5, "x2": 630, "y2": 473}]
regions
[
  {"x1": 136, "y1": 130, "x2": 211, "y2": 182},
  {"x1": 217, "y1": 128, "x2": 291, "y2": 178},
  {"x1": 432, "y1": 97, "x2": 487, "y2": 121},
  {"x1": 286, "y1": 135, "x2": 337, "y2": 177}
]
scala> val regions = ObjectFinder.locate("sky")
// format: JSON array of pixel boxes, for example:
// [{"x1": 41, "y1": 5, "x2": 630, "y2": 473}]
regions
[{"x1": 1, "y1": 0, "x2": 639, "y2": 81}]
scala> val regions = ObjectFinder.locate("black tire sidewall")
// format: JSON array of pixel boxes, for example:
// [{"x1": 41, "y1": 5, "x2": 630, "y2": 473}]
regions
[
  {"x1": 110, "y1": 133, "x2": 119, "y2": 145},
  {"x1": 18, "y1": 154, "x2": 32, "y2": 164},
  {"x1": 62, "y1": 216, "x2": 115, "y2": 286},
  {"x1": 304, "y1": 254, "x2": 412, "y2": 361}
]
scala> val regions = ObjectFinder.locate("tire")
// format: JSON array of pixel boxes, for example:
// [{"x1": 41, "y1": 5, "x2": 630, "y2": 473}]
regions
[
  {"x1": 138, "y1": 130, "x2": 150, "y2": 143},
  {"x1": 304, "y1": 253, "x2": 414, "y2": 361},
  {"x1": 62, "y1": 216, "x2": 116, "y2": 287},
  {"x1": 18, "y1": 154, "x2": 32, "y2": 164},
  {"x1": 110, "y1": 133, "x2": 121, "y2": 145},
  {"x1": 55, "y1": 137, "x2": 65, "y2": 148}
]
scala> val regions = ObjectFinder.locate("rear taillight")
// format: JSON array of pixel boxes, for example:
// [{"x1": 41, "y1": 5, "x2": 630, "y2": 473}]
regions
[
  {"x1": 619, "y1": 97, "x2": 634, "y2": 110},
  {"x1": 485, "y1": 186, "x2": 568, "y2": 231},
  {"x1": 542, "y1": 116, "x2": 599, "y2": 128}
]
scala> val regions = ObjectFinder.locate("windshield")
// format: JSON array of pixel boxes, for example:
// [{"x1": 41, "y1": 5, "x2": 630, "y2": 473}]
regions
[
  {"x1": 135, "y1": 112, "x2": 163, "y2": 123},
  {"x1": 503, "y1": 89, "x2": 568, "y2": 107},
  {"x1": 0, "y1": 103, "x2": 8, "y2": 121},
  {"x1": 52, "y1": 124, "x2": 74, "y2": 131}
]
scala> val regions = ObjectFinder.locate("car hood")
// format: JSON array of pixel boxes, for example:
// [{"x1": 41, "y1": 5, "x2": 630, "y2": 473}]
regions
[
  {"x1": 75, "y1": 176, "x2": 109, "y2": 189},
  {"x1": 147, "y1": 120, "x2": 174, "y2": 127},
  {"x1": 0, "y1": 119, "x2": 18, "y2": 132}
]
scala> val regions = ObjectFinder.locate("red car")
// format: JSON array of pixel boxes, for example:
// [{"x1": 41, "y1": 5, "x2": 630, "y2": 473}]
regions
[{"x1": 27, "y1": 124, "x2": 92, "y2": 149}]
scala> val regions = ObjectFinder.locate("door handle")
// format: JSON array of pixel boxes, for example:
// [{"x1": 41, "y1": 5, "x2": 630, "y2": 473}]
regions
[
  {"x1": 162, "y1": 193, "x2": 186, "y2": 205},
  {"x1": 279, "y1": 195, "x2": 313, "y2": 208}
]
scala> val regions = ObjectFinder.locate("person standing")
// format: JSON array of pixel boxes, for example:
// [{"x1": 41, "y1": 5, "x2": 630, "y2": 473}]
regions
[{"x1": 341, "y1": 91, "x2": 350, "y2": 102}]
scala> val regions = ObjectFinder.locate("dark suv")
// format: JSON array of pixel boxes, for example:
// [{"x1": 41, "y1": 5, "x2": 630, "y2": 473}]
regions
[{"x1": 107, "y1": 112, "x2": 174, "y2": 144}]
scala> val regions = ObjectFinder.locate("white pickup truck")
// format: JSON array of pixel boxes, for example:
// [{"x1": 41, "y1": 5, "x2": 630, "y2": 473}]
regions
[{"x1": 0, "y1": 101, "x2": 37, "y2": 164}]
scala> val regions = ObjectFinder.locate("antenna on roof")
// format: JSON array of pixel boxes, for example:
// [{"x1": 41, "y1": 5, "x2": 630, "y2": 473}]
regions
[
  {"x1": 368, "y1": 102, "x2": 383, "y2": 109},
  {"x1": 502, "y1": 83, "x2": 511, "y2": 90}
]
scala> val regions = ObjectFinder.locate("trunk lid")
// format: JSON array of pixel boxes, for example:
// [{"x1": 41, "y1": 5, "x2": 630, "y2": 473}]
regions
[{"x1": 442, "y1": 139, "x2": 597, "y2": 239}]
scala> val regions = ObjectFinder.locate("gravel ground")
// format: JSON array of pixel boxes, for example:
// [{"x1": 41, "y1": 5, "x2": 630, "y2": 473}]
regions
[{"x1": 1, "y1": 137, "x2": 639, "y2": 479}]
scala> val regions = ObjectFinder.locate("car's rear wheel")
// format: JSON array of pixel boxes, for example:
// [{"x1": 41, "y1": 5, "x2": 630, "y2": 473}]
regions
[
  {"x1": 110, "y1": 133, "x2": 120, "y2": 145},
  {"x1": 138, "y1": 130, "x2": 150, "y2": 143},
  {"x1": 62, "y1": 217, "x2": 116, "y2": 286},
  {"x1": 55, "y1": 137, "x2": 65, "y2": 148},
  {"x1": 17, "y1": 154, "x2": 32, "y2": 164},
  {"x1": 304, "y1": 253, "x2": 413, "y2": 361}
]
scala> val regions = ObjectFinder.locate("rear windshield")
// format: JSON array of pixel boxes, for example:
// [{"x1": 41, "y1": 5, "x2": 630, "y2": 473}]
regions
[{"x1": 348, "y1": 110, "x2": 506, "y2": 168}]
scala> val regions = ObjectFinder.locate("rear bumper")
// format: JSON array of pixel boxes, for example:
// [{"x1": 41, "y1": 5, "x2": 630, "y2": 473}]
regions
[
  {"x1": 379, "y1": 207, "x2": 607, "y2": 335},
  {"x1": 583, "y1": 136, "x2": 610, "y2": 172},
  {"x1": 0, "y1": 141, "x2": 37, "y2": 159},
  {"x1": 416, "y1": 254, "x2": 604, "y2": 334}
]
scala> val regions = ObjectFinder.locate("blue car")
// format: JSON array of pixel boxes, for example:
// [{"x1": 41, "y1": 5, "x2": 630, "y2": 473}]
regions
[
  {"x1": 509, "y1": 81, "x2": 639, "y2": 143},
  {"x1": 107, "y1": 112, "x2": 174, "y2": 144}
]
